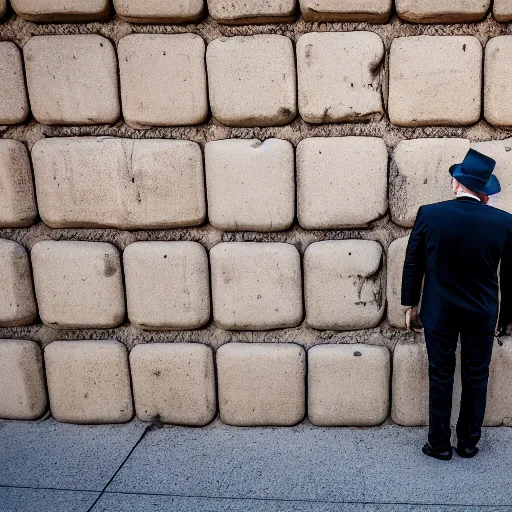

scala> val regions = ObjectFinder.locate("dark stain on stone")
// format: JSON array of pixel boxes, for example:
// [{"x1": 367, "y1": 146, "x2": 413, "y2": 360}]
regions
[{"x1": 104, "y1": 254, "x2": 117, "y2": 277}]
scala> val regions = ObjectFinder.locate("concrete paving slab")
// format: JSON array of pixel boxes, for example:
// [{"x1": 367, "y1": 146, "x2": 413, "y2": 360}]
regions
[
  {"x1": 108, "y1": 421, "x2": 512, "y2": 507},
  {"x1": 0, "y1": 486, "x2": 99, "y2": 512},
  {"x1": 0, "y1": 419, "x2": 146, "y2": 490}
]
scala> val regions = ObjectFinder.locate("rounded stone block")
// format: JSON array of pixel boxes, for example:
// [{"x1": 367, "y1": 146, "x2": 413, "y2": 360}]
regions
[
  {"x1": 0, "y1": 42, "x2": 29, "y2": 125},
  {"x1": 396, "y1": 0, "x2": 490, "y2": 23},
  {"x1": 217, "y1": 343, "x2": 306, "y2": 426},
  {"x1": 494, "y1": 0, "x2": 512, "y2": 21},
  {"x1": 388, "y1": 36, "x2": 482, "y2": 127},
  {"x1": 0, "y1": 140, "x2": 37, "y2": 228},
  {"x1": 130, "y1": 343, "x2": 216, "y2": 425},
  {"x1": 11, "y1": 0, "x2": 111, "y2": 22},
  {"x1": 0, "y1": 239, "x2": 37, "y2": 328},
  {"x1": 299, "y1": 0, "x2": 392, "y2": 22},
  {"x1": 207, "y1": 0, "x2": 296, "y2": 24},
  {"x1": 0, "y1": 0, "x2": 5, "y2": 18},
  {"x1": 24, "y1": 35, "x2": 120, "y2": 126},
  {"x1": 308, "y1": 344, "x2": 390, "y2": 426},
  {"x1": 485, "y1": 36, "x2": 512, "y2": 128},
  {"x1": 297, "y1": 32, "x2": 384, "y2": 124},
  {"x1": 297, "y1": 137, "x2": 388, "y2": 230},
  {"x1": 124, "y1": 242, "x2": 211, "y2": 331},
  {"x1": 485, "y1": 337, "x2": 512, "y2": 426},
  {"x1": 114, "y1": 0, "x2": 204, "y2": 23},
  {"x1": 45, "y1": 340, "x2": 133, "y2": 424},
  {"x1": 305, "y1": 240, "x2": 385, "y2": 331},
  {"x1": 206, "y1": 35, "x2": 297, "y2": 127},
  {"x1": 390, "y1": 138, "x2": 470, "y2": 228},
  {"x1": 118, "y1": 34, "x2": 208, "y2": 129},
  {"x1": 0, "y1": 340, "x2": 47, "y2": 420},
  {"x1": 210, "y1": 242, "x2": 303, "y2": 331},
  {"x1": 205, "y1": 138, "x2": 295, "y2": 232},
  {"x1": 32, "y1": 137, "x2": 206, "y2": 230},
  {"x1": 31, "y1": 241, "x2": 125, "y2": 330},
  {"x1": 386, "y1": 236, "x2": 409, "y2": 329}
]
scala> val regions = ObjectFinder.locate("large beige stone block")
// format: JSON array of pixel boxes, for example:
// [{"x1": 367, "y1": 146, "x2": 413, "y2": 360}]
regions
[
  {"x1": 304, "y1": 241, "x2": 385, "y2": 331},
  {"x1": 0, "y1": 239, "x2": 37, "y2": 327},
  {"x1": 308, "y1": 344, "x2": 390, "y2": 426},
  {"x1": 119, "y1": 34, "x2": 208, "y2": 129},
  {"x1": 206, "y1": 35, "x2": 297, "y2": 127},
  {"x1": 217, "y1": 343, "x2": 305, "y2": 426},
  {"x1": 205, "y1": 139, "x2": 295, "y2": 232},
  {"x1": 45, "y1": 340, "x2": 133, "y2": 424},
  {"x1": 32, "y1": 137, "x2": 205, "y2": 230},
  {"x1": 386, "y1": 236, "x2": 409, "y2": 329},
  {"x1": 297, "y1": 32, "x2": 384, "y2": 124},
  {"x1": 130, "y1": 343, "x2": 216, "y2": 425},
  {"x1": 24, "y1": 35, "x2": 120, "y2": 125},
  {"x1": 494, "y1": 0, "x2": 512, "y2": 21},
  {"x1": 299, "y1": 0, "x2": 391, "y2": 22},
  {"x1": 388, "y1": 36, "x2": 482, "y2": 127},
  {"x1": 0, "y1": 0, "x2": 6, "y2": 18},
  {"x1": 124, "y1": 242, "x2": 210, "y2": 331},
  {"x1": 396, "y1": 0, "x2": 490, "y2": 23},
  {"x1": 485, "y1": 36, "x2": 512, "y2": 128},
  {"x1": 210, "y1": 242, "x2": 302, "y2": 330},
  {"x1": 31, "y1": 241, "x2": 125, "y2": 329},
  {"x1": 114, "y1": 0, "x2": 204, "y2": 23},
  {"x1": 208, "y1": 0, "x2": 296, "y2": 24},
  {"x1": 486, "y1": 337, "x2": 512, "y2": 426},
  {"x1": 0, "y1": 340, "x2": 47, "y2": 420},
  {"x1": 0, "y1": 42, "x2": 29, "y2": 125},
  {"x1": 0, "y1": 140, "x2": 37, "y2": 228},
  {"x1": 297, "y1": 137, "x2": 388, "y2": 229},
  {"x1": 11, "y1": 0, "x2": 111, "y2": 21},
  {"x1": 390, "y1": 138, "x2": 470, "y2": 228}
]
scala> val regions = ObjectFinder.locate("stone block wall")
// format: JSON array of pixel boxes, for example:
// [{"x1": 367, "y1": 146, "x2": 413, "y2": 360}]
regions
[{"x1": 1, "y1": 0, "x2": 512, "y2": 426}]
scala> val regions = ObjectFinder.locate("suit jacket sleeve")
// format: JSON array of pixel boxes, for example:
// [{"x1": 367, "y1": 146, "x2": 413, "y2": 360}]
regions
[
  {"x1": 499, "y1": 227, "x2": 512, "y2": 329},
  {"x1": 401, "y1": 206, "x2": 427, "y2": 307}
]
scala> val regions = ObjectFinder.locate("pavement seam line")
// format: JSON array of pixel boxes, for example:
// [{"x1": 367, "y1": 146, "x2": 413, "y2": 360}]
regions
[{"x1": 0, "y1": 484, "x2": 98, "y2": 493}]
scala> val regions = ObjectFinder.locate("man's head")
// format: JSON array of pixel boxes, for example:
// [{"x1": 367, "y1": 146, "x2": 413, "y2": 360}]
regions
[{"x1": 451, "y1": 176, "x2": 489, "y2": 204}]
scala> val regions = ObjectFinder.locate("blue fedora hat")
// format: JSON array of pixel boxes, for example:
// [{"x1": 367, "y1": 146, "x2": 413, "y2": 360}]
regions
[{"x1": 449, "y1": 148, "x2": 501, "y2": 196}]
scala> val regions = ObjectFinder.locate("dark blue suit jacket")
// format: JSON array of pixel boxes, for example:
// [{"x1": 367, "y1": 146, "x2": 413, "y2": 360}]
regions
[{"x1": 401, "y1": 196, "x2": 512, "y2": 333}]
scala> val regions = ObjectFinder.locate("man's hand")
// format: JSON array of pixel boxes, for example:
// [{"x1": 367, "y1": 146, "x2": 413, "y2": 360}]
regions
[
  {"x1": 406, "y1": 305, "x2": 420, "y2": 331},
  {"x1": 496, "y1": 322, "x2": 512, "y2": 337}
]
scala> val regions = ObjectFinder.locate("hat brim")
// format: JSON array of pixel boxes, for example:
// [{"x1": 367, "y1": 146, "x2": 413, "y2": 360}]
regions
[{"x1": 450, "y1": 164, "x2": 501, "y2": 196}]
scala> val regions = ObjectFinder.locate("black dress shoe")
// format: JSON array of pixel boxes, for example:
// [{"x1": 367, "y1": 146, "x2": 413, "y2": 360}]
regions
[
  {"x1": 422, "y1": 442, "x2": 453, "y2": 461},
  {"x1": 455, "y1": 445, "x2": 479, "y2": 458}
]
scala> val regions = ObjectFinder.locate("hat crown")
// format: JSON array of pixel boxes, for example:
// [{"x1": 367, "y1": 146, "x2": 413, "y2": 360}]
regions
[{"x1": 459, "y1": 148, "x2": 496, "y2": 183}]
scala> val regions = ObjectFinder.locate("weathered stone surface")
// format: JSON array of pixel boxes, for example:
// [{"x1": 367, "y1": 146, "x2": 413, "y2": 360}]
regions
[
  {"x1": 124, "y1": 242, "x2": 210, "y2": 331},
  {"x1": 206, "y1": 35, "x2": 297, "y2": 127},
  {"x1": 31, "y1": 137, "x2": 206, "y2": 229},
  {"x1": 304, "y1": 241, "x2": 385, "y2": 331},
  {"x1": 217, "y1": 343, "x2": 305, "y2": 426},
  {"x1": 308, "y1": 344, "x2": 390, "y2": 426},
  {"x1": 396, "y1": 0, "x2": 490, "y2": 23},
  {"x1": 390, "y1": 138, "x2": 470, "y2": 228},
  {"x1": 485, "y1": 36, "x2": 512, "y2": 128},
  {"x1": 0, "y1": 340, "x2": 47, "y2": 420},
  {"x1": 299, "y1": 0, "x2": 392, "y2": 22},
  {"x1": 11, "y1": 0, "x2": 111, "y2": 22},
  {"x1": 31, "y1": 241, "x2": 125, "y2": 329},
  {"x1": 386, "y1": 236, "x2": 409, "y2": 329},
  {"x1": 118, "y1": 34, "x2": 208, "y2": 129},
  {"x1": 45, "y1": 340, "x2": 133, "y2": 424},
  {"x1": 486, "y1": 337, "x2": 512, "y2": 426},
  {"x1": 0, "y1": 42, "x2": 29, "y2": 125},
  {"x1": 0, "y1": 0, "x2": 5, "y2": 18},
  {"x1": 0, "y1": 140, "x2": 37, "y2": 228},
  {"x1": 494, "y1": 0, "x2": 512, "y2": 21},
  {"x1": 210, "y1": 242, "x2": 303, "y2": 330},
  {"x1": 297, "y1": 32, "x2": 384, "y2": 124},
  {"x1": 0, "y1": 239, "x2": 36, "y2": 327},
  {"x1": 130, "y1": 343, "x2": 216, "y2": 425},
  {"x1": 204, "y1": 138, "x2": 295, "y2": 232},
  {"x1": 297, "y1": 137, "x2": 388, "y2": 229},
  {"x1": 208, "y1": 0, "x2": 296, "y2": 24},
  {"x1": 114, "y1": 0, "x2": 204, "y2": 23},
  {"x1": 24, "y1": 35, "x2": 120, "y2": 125},
  {"x1": 388, "y1": 36, "x2": 482, "y2": 127}
]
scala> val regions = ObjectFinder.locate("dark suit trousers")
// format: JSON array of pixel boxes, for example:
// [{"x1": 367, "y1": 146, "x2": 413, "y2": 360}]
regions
[{"x1": 423, "y1": 327, "x2": 495, "y2": 450}]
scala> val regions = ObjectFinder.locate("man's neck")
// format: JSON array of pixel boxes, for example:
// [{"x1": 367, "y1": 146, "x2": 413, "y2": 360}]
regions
[{"x1": 456, "y1": 190, "x2": 481, "y2": 202}]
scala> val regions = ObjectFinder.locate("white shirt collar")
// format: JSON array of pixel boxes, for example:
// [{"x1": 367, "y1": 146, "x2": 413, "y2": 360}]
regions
[{"x1": 457, "y1": 191, "x2": 481, "y2": 202}]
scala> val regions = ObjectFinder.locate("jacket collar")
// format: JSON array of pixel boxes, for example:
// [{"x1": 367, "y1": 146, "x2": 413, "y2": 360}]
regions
[{"x1": 455, "y1": 196, "x2": 481, "y2": 203}]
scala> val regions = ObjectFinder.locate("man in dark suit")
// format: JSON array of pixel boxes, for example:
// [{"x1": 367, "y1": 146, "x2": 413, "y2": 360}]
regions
[{"x1": 401, "y1": 148, "x2": 512, "y2": 461}]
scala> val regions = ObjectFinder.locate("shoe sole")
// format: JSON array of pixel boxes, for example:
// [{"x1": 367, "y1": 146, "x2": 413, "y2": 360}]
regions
[
  {"x1": 455, "y1": 448, "x2": 479, "y2": 458},
  {"x1": 422, "y1": 447, "x2": 452, "y2": 461}
]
